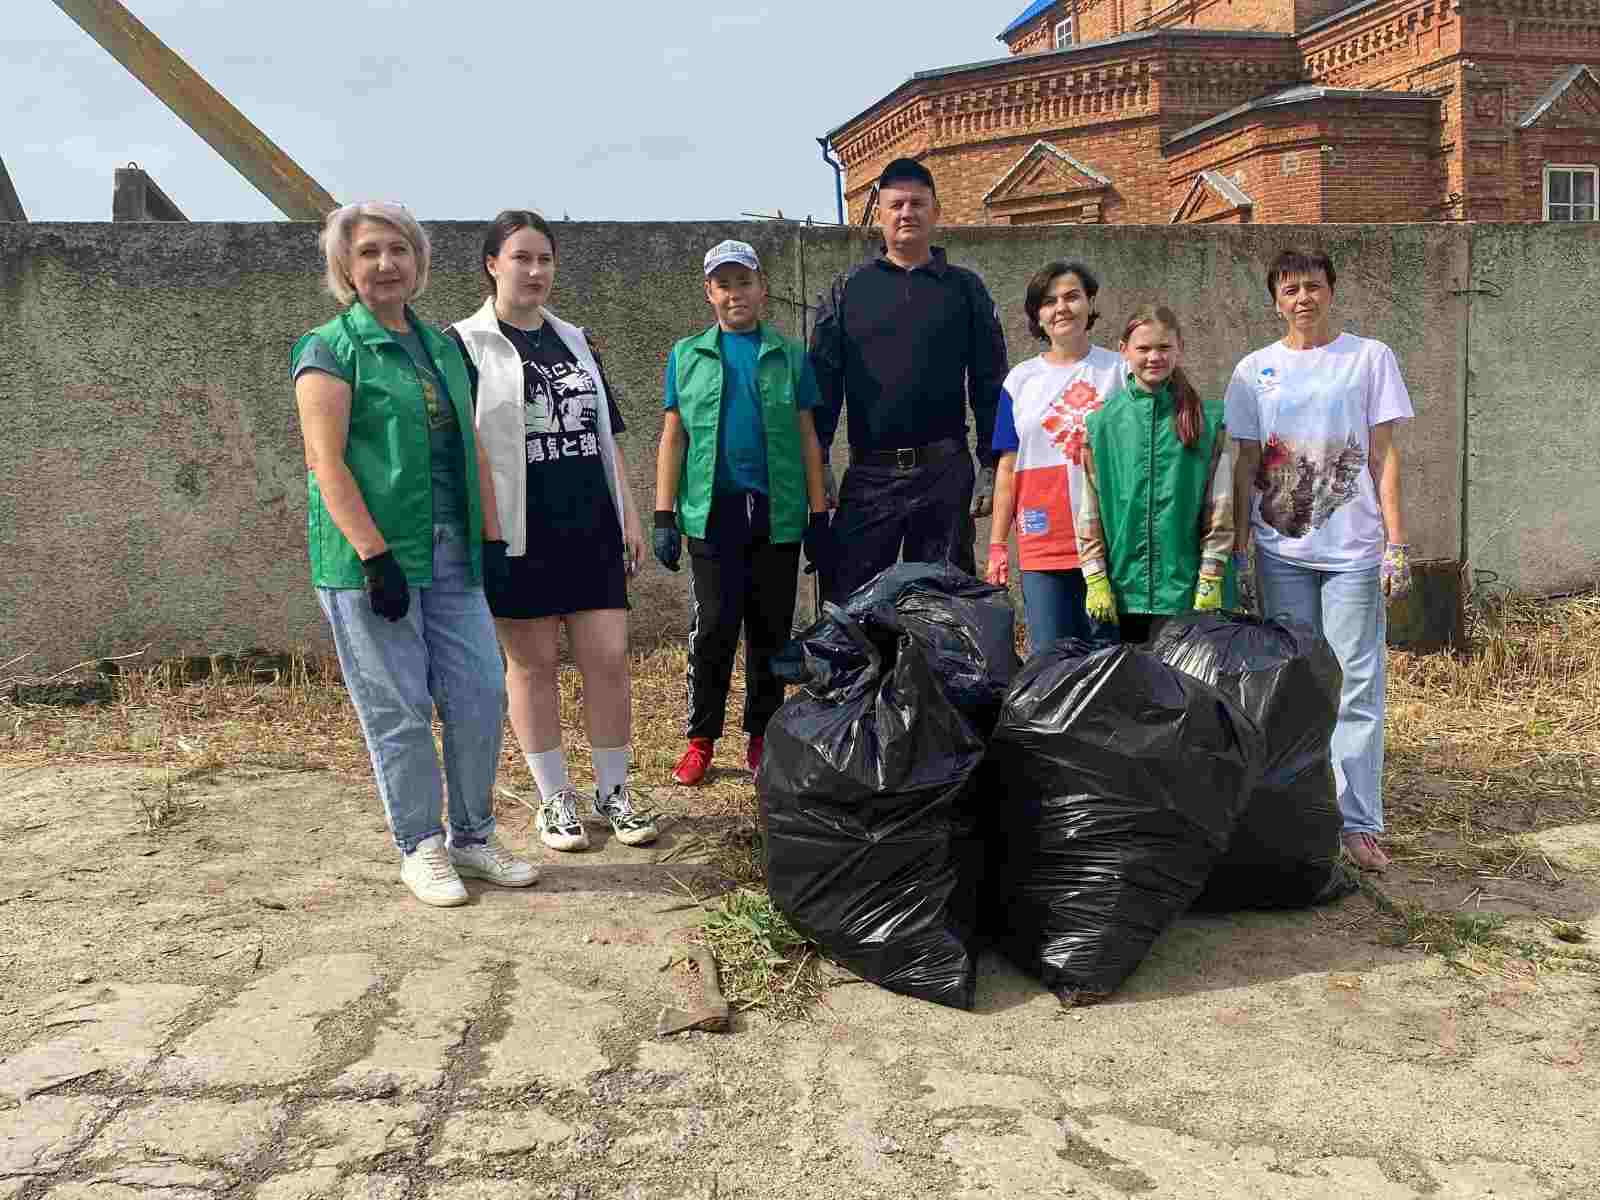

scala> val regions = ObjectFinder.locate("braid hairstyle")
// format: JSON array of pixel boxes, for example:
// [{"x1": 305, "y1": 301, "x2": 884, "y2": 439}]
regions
[{"x1": 1120, "y1": 304, "x2": 1203, "y2": 448}]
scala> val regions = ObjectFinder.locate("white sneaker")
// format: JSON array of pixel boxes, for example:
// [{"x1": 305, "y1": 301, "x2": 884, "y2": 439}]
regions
[
  {"x1": 593, "y1": 784, "x2": 658, "y2": 847},
  {"x1": 537, "y1": 787, "x2": 590, "y2": 852},
  {"x1": 400, "y1": 835, "x2": 468, "y2": 907},
  {"x1": 451, "y1": 836, "x2": 539, "y2": 887}
]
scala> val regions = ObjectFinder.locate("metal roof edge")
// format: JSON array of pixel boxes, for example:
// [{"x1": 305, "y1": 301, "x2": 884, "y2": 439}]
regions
[
  {"x1": 1516, "y1": 64, "x2": 1597, "y2": 129},
  {"x1": 1165, "y1": 84, "x2": 1439, "y2": 148}
]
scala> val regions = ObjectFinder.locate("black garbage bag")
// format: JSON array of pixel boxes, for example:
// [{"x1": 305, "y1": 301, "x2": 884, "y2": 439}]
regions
[
  {"x1": 775, "y1": 562, "x2": 1018, "y2": 736},
  {"x1": 1150, "y1": 613, "x2": 1355, "y2": 910},
  {"x1": 761, "y1": 603, "x2": 988, "y2": 1009},
  {"x1": 986, "y1": 641, "x2": 1260, "y2": 1004}
]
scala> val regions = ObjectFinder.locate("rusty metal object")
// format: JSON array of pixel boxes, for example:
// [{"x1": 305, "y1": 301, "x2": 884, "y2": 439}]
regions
[
  {"x1": 656, "y1": 948, "x2": 731, "y2": 1036},
  {"x1": 52, "y1": 0, "x2": 337, "y2": 220}
]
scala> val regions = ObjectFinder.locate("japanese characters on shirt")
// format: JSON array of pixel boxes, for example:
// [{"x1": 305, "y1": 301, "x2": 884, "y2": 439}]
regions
[
  {"x1": 992, "y1": 346, "x2": 1125, "y2": 571},
  {"x1": 1223, "y1": 332, "x2": 1413, "y2": 572}
]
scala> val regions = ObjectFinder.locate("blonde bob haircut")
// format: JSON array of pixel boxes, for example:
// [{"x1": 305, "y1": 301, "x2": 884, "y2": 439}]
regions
[{"x1": 319, "y1": 201, "x2": 431, "y2": 306}]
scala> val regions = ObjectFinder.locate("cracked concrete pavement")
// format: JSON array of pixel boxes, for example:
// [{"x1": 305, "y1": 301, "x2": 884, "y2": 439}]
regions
[{"x1": 2, "y1": 763, "x2": 1598, "y2": 1198}]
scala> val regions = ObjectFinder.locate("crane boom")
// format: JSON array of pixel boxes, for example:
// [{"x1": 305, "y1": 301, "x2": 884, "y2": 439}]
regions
[{"x1": 52, "y1": 0, "x2": 337, "y2": 220}]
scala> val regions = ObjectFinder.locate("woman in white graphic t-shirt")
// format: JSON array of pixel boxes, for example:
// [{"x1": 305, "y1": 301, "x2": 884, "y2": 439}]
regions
[
  {"x1": 987, "y1": 260, "x2": 1125, "y2": 656},
  {"x1": 1224, "y1": 249, "x2": 1414, "y2": 874}
]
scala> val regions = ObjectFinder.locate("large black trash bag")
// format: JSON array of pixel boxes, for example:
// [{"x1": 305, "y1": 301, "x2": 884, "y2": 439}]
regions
[
  {"x1": 761, "y1": 604, "x2": 988, "y2": 1009},
  {"x1": 986, "y1": 642, "x2": 1260, "y2": 1005},
  {"x1": 1151, "y1": 613, "x2": 1356, "y2": 910},
  {"x1": 775, "y1": 562, "x2": 1018, "y2": 736}
]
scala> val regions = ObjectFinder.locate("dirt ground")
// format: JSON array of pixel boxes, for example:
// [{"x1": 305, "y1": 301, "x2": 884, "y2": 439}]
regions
[{"x1": 3, "y1": 613, "x2": 1600, "y2": 1199}]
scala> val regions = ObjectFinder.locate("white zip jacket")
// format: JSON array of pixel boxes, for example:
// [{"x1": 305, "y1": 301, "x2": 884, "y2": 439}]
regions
[{"x1": 450, "y1": 298, "x2": 627, "y2": 558}]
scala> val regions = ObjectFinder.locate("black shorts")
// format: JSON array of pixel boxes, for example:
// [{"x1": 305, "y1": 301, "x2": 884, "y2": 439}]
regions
[{"x1": 488, "y1": 535, "x2": 629, "y2": 620}]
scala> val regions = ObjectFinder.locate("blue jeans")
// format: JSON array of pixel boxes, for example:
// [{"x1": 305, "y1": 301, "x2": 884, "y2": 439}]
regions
[
  {"x1": 1255, "y1": 552, "x2": 1386, "y2": 835},
  {"x1": 317, "y1": 524, "x2": 507, "y2": 854},
  {"x1": 1019, "y1": 568, "x2": 1119, "y2": 658}
]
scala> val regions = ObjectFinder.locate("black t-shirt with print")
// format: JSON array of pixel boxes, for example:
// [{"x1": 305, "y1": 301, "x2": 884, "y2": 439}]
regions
[
  {"x1": 448, "y1": 321, "x2": 627, "y2": 567},
  {"x1": 499, "y1": 320, "x2": 626, "y2": 558}
]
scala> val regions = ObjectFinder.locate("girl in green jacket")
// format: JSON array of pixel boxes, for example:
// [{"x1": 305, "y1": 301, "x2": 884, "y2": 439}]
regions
[{"x1": 1072, "y1": 303, "x2": 1235, "y2": 644}]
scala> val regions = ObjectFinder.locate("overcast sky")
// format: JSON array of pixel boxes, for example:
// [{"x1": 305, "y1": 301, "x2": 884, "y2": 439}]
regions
[{"x1": 6, "y1": 1, "x2": 1017, "y2": 223}]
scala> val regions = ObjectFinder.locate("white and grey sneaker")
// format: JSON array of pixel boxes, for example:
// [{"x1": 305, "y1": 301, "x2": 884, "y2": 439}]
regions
[
  {"x1": 400, "y1": 835, "x2": 468, "y2": 907},
  {"x1": 451, "y1": 836, "x2": 539, "y2": 887},
  {"x1": 537, "y1": 787, "x2": 590, "y2": 852},
  {"x1": 593, "y1": 784, "x2": 658, "y2": 847}
]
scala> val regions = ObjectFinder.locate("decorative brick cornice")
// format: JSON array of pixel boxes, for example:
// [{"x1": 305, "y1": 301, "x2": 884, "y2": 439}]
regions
[
  {"x1": 1301, "y1": 0, "x2": 1457, "y2": 84},
  {"x1": 831, "y1": 33, "x2": 1303, "y2": 166}
]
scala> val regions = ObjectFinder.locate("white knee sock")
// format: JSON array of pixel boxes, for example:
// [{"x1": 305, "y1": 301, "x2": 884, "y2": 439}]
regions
[
  {"x1": 591, "y1": 745, "x2": 631, "y2": 799},
  {"x1": 526, "y1": 749, "x2": 570, "y2": 800}
]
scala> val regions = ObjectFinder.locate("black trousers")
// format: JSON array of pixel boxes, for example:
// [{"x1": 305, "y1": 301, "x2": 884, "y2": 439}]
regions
[
  {"x1": 824, "y1": 450, "x2": 977, "y2": 605},
  {"x1": 686, "y1": 493, "x2": 802, "y2": 741}
]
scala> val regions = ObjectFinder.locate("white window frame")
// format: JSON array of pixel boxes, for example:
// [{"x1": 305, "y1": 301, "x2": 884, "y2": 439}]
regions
[
  {"x1": 1543, "y1": 163, "x2": 1598, "y2": 222},
  {"x1": 1054, "y1": 15, "x2": 1074, "y2": 48}
]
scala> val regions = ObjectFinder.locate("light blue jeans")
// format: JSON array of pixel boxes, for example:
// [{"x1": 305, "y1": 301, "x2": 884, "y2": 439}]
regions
[
  {"x1": 317, "y1": 524, "x2": 506, "y2": 854},
  {"x1": 1255, "y1": 552, "x2": 1386, "y2": 835},
  {"x1": 1019, "y1": 568, "x2": 1119, "y2": 658}
]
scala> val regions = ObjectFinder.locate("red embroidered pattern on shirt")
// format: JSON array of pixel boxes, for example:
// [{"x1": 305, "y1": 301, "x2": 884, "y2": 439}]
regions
[{"x1": 1037, "y1": 379, "x2": 1103, "y2": 465}]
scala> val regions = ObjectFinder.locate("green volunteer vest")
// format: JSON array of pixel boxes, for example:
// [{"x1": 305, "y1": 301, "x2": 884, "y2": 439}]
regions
[
  {"x1": 292, "y1": 302, "x2": 483, "y2": 589},
  {"x1": 672, "y1": 323, "x2": 808, "y2": 543},
  {"x1": 1085, "y1": 376, "x2": 1232, "y2": 615}
]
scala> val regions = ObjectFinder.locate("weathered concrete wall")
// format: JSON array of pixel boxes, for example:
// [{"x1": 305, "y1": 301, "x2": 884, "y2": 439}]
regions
[
  {"x1": 0, "y1": 218, "x2": 1562, "y2": 671},
  {"x1": 1463, "y1": 223, "x2": 1600, "y2": 595}
]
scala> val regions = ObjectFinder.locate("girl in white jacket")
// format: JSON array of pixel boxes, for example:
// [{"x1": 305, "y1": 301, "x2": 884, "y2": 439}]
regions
[{"x1": 447, "y1": 210, "x2": 652, "y2": 855}]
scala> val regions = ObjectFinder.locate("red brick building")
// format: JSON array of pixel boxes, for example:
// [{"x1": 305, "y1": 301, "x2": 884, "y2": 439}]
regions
[{"x1": 822, "y1": 1, "x2": 1600, "y2": 224}]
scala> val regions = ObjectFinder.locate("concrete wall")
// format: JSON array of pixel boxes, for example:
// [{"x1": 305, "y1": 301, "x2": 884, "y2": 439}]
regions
[
  {"x1": 0, "y1": 218, "x2": 1577, "y2": 671},
  {"x1": 1463, "y1": 223, "x2": 1600, "y2": 594}
]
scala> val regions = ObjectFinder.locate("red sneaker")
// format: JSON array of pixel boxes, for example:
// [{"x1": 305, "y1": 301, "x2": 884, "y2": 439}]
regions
[
  {"x1": 746, "y1": 735, "x2": 764, "y2": 773},
  {"x1": 672, "y1": 738, "x2": 714, "y2": 786}
]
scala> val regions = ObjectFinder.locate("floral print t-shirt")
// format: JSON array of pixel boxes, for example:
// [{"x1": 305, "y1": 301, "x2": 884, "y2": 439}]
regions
[
  {"x1": 991, "y1": 346, "x2": 1126, "y2": 571},
  {"x1": 1224, "y1": 332, "x2": 1412, "y2": 572}
]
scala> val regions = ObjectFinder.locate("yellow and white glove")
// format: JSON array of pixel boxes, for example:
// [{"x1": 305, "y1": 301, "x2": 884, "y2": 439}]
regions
[
  {"x1": 1084, "y1": 572, "x2": 1118, "y2": 624},
  {"x1": 1381, "y1": 542, "x2": 1412, "y2": 602},
  {"x1": 1193, "y1": 574, "x2": 1223, "y2": 612}
]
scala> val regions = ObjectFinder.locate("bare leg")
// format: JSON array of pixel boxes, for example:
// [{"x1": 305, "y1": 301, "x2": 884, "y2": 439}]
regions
[
  {"x1": 565, "y1": 608, "x2": 631, "y2": 747},
  {"x1": 496, "y1": 616, "x2": 564, "y2": 755}
]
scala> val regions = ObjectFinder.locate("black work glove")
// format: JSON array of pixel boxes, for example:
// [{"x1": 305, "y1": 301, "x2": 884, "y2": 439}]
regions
[
  {"x1": 652, "y1": 510, "x2": 681, "y2": 572},
  {"x1": 802, "y1": 511, "x2": 836, "y2": 576},
  {"x1": 360, "y1": 550, "x2": 410, "y2": 622},
  {"x1": 481, "y1": 539, "x2": 511, "y2": 604}
]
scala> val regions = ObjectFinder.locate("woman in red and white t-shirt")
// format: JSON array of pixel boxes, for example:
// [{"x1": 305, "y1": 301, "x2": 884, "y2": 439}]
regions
[{"x1": 987, "y1": 261, "x2": 1125, "y2": 656}]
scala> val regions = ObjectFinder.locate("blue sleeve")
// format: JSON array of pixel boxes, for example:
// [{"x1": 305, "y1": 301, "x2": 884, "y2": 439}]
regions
[
  {"x1": 794, "y1": 356, "x2": 819, "y2": 412},
  {"x1": 991, "y1": 385, "x2": 1020, "y2": 455},
  {"x1": 809, "y1": 275, "x2": 845, "y2": 456},
  {"x1": 662, "y1": 347, "x2": 678, "y2": 412}
]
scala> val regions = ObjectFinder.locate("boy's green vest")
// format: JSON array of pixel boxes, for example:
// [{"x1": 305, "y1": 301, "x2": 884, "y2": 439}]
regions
[
  {"x1": 672, "y1": 324, "x2": 808, "y2": 543},
  {"x1": 292, "y1": 303, "x2": 483, "y2": 589},
  {"x1": 1085, "y1": 376, "x2": 1233, "y2": 615}
]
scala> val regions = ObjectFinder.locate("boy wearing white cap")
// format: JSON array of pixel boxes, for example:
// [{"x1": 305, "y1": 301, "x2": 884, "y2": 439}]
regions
[{"x1": 653, "y1": 240, "x2": 834, "y2": 786}]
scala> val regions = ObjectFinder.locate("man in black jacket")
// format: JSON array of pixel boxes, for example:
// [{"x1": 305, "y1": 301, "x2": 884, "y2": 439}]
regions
[{"x1": 810, "y1": 158, "x2": 1008, "y2": 603}]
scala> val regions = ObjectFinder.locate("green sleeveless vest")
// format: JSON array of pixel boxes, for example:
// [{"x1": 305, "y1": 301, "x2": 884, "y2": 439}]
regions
[
  {"x1": 292, "y1": 303, "x2": 483, "y2": 588},
  {"x1": 672, "y1": 324, "x2": 808, "y2": 543},
  {"x1": 1085, "y1": 376, "x2": 1233, "y2": 615}
]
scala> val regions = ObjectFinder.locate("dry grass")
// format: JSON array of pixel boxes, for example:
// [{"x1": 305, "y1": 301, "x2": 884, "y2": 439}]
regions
[
  {"x1": 5, "y1": 594, "x2": 1598, "y2": 996},
  {"x1": 1384, "y1": 591, "x2": 1600, "y2": 879}
]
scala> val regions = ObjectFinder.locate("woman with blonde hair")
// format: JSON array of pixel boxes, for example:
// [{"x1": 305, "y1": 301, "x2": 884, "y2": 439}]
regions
[{"x1": 291, "y1": 201, "x2": 536, "y2": 907}]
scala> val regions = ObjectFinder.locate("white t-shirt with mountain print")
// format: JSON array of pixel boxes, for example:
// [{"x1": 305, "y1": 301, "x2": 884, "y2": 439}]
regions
[{"x1": 1224, "y1": 332, "x2": 1413, "y2": 572}]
